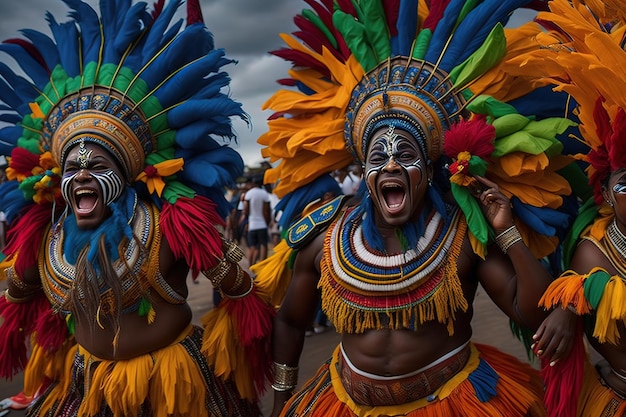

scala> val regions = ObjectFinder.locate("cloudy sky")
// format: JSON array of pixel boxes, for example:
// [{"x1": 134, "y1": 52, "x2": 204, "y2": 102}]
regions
[{"x1": 0, "y1": 0, "x2": 536, "y2": 169}]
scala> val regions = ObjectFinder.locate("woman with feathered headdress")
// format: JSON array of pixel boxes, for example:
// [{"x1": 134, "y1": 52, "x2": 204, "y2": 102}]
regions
[
  {"x1": 0, "y1": 1, "x2": 275, "y2": 415},
  {"x1": 250, "y1": 0, "x2": 582, "y2": 416},
  {"x1": 506, "y1": 0, "x2": 626, "y2": 415}
]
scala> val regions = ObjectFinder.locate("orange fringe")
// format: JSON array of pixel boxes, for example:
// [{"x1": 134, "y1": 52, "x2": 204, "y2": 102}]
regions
[{"x1": 284, "y1": 343, "x2": 545, "y2": 416}]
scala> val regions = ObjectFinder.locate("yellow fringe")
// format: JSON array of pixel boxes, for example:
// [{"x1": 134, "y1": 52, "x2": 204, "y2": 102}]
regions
[
  {"x1": 594, "y1": 274, "x2": 626, "y2": 344},
  {"x1": 577, "y1": 358, "x2": 626, "y2": 416},
  {"x1": 200, "y1": 305, "x2": 252, "y2": 400},
  {"x1": 23, "y1": 338, "x2": 75, "y2": 397},
  {"x1": 250, "y1": 239, "x2": 294, "y2": 307},
  {"x1": 320, "y1": 218, "x2": 468, "y2": 335}
]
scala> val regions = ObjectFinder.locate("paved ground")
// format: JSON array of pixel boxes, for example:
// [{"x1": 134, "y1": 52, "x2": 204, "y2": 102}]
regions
[{"x1": 0, "y1": 252, "x2": 597, "y2": 416}]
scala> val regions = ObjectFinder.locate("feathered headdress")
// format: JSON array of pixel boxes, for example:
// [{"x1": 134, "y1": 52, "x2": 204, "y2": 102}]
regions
[
  {"x1": 258, "y1": 0, "x2": 576, "y2": 258},
  {"x1": 0, "y1": 0, "x2": 248, "y2": 275},
  {"x1": 504, "y1": 0, "x2": 626, "y2": 245}
]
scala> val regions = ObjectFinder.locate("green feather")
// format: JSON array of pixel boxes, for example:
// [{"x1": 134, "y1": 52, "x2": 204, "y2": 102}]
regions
[
  {"x1": 450, "y1": 24, "x2": 506, "y2": 87},
  {"x1": 138, "y1": 296, "x2": 152, "y2": 317},
  {"x1": 66, "y1": 314, "x2": 75, "y2": 336},
  {"x1": 583, "y1": 270, "x2": 611, "y2": 310},
  {"x1": 412, "y1": 30, "x2": 432, "y2": 60},
  {"x1": 302, "y1": 9, "x2": 338, "y2": 49}
]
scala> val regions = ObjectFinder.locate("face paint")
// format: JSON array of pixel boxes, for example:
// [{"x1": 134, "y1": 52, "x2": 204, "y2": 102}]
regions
[
  {"x1": 61, "y1": 170, "x2": 124, "y2": 206},
  {"x1": 613, "y1": 183, "x2": 626, "y2": 194},
  {"x1": 365, "y1": 126, "x2": 429, "y2": 227}
]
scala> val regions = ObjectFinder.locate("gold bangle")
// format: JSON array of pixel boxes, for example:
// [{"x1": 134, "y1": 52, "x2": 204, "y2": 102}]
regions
[
  {"x1": 224, "y1": 275, "x2": 254, "y2": 299},
  {"x1": 4, "y1": 289, "x2": 34, "y2": 304},
  {"x1": 203, "y1": 259, "x2": 232, "y2": 289},
  {"x1": 271, "y1": 362, "x2": 298, "y2": 392},
  {"x1": 495, "y1": 225, "x2": 522, "y2": 254},
  {"x1": 223, "y1": 238, "x2": 244, "y2": 263}
]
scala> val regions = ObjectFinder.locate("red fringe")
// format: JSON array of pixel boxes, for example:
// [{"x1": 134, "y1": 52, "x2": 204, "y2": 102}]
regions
[
  {"x1": 0, "y1": 293, "x2": 48, "y2": 379},
  {"x1": 541, "y1": 322, "x2": 585, "y2": 417},
  {"x1": 224, "y1": 287, "x2": 276, "y2": 396},
  {"x1": 33, "y1": 304, "x2": 69, "y2": 353},
  {"x1": 160, "y1": 196, "x2": 224, "y2": 274},
  {"x1": 4, "y1": 204, "x2": 53, "y2": 276}
]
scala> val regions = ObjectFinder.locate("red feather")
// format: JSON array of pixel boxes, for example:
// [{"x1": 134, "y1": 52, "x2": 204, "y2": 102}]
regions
[
  {"x1": 0, "y1": 293, "x2": 48, "y2": 379},
  {"x1": 423, "y1": 0, "x2": 452, "y2": 32},
  {"x1": 186, "y1": 0, "x2": 203, "y2": 25},
  {"x1": 443, "y1": 117, "x2": 495, "y2": 159},
  {"x1": 382, "y1": 0, "x2": 400, "y2": 38},
  {"x1": 160, "y1": 196, "x2": 224, "y2": 274},
  {"x1": 9, "y1": 147, "x2": 41, "y2": 177},
  {"x1": 224, "y1": 287, "x2": 276, "y2": 397},
  {"x1": 3, "y1": 39, "x2": 49, "y2": 74},
  {"x1": 4, "y1": 204, "x2": 54, "y2": 277},
  {"x1": 590, "y1": 97, "x2": 613, "y2": 204},
  {"x1": 541, "y1": 322, "x2": 585, "y2": 417}
]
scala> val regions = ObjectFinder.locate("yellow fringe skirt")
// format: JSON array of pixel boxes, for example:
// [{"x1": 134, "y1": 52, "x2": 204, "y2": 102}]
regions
[
  {"x1": 281, "y1": 343, "x2": 546, "y2": 417},
  {"x1": 26, "y1": 325, "x2": 260, "y2": 417},
  {"x1": 577, "y1": 359, "x2": 626, "y2": 417}
]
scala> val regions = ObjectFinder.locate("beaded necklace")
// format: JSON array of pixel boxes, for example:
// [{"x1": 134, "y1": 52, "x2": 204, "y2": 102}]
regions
[
  {"x1": 604, "y1": 219, "x2": 626, "y2": 276},
  {"x1": 320, "y1": 206, "x2": 468, "y2": 335}
]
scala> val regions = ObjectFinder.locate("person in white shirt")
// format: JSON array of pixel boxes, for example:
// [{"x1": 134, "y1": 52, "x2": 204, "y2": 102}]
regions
[{"x1": 243, "y1": 176, "x2": 272, "y2": 265}]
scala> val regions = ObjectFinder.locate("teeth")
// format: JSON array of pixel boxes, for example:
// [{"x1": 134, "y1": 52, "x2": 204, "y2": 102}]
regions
[{"x1": 76, "y1": 189, "x2": 94, "y2": 195}]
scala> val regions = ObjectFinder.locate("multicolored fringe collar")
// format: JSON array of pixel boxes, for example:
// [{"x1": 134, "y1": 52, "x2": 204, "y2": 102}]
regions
[{"x1": 320, "y1": 207, "x2": 468, "y2": 335}]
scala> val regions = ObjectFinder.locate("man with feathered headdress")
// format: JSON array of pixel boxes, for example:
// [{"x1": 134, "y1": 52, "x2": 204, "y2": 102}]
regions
[
  {"x1": 0, "y1": 1, "x2": 275, "y2": 415},
  {"x1": 250, "y1": 0, "x2": 582, "y2": 416}
]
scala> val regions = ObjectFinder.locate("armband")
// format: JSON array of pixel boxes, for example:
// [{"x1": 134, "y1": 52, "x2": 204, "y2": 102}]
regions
[{"x1": 287, "y1": 195, "x2": 346, "y2": 250}]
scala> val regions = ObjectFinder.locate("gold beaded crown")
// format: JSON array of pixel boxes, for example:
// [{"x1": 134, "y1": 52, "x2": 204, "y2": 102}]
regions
[{"x1": 346, "y1": 57, "x2": 466, "y2": 165}]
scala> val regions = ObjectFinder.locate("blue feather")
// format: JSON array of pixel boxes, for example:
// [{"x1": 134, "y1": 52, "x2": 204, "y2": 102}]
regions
[
  {"x1": 153, "y1": 50, "x2": 229, "y2": 106},
  {"x1": 140, "y1": 24, "x2": 213, "y2": 89},
  {"x1": 0, "y1": 114, "x2": 23, "y2": 125},
  {"x1": 424, "y1": 0, "x2": 467, "y2": 65},
  {"x1": 0, "y1": 44, "x2": 50, "y2": 88},
  {"x1": 0, "y1": 77, "x2": 27, "y2": 115},
  {"x1": 19, "y1": 29, "x2": 60, "y2": 71},
  {"x1": 177, "y1": 147, "x2": 244, "y2": 182},
  {"x1": 467, "y1": 358, "x2": 499, "y2": 402},
  {"x1": 179, "y1": 160, "x2": 232, "y2": 188},
  {"x1": 141, "y1": 0, "x2": 184, "y2": 63},
  {"x1": 103, "y1": 2, "x2": 149, "y2": 65},
  {"x1": 167, "y1": 99, "x2": 244, "y2": 131},
  {"x1": 395, "y1": 0, "x2": 419, "y2": 57},
  {"x1": 0, "y1": 126, "x2": 25, "y2": 153},
  {"x1": 440, "y1": 0, "x2": 530, "y2": 70},
  {"x1": 174, "y1": 128, "x2": 222, "y2": 151},
  {"x1": 62, "y1": 0, "x2": 102, "y2": 64},
  {"x1": 46, "y1": 13, "x2": 81, "y2": 77},
  {"x1": 0, "y1": 182, "x2": 30, "y2": 223}
]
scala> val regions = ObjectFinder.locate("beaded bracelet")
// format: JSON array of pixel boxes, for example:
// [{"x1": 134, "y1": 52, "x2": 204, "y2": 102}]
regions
[
  {"x1": 495, "y1": 225, "x2": 522, "y2": 254},
  {"x1": 271, "y1": 362, "x2": 299, "y2": 392},
  {"x1": 203, "y1": 259, "x2": 233, "y2": 289}
]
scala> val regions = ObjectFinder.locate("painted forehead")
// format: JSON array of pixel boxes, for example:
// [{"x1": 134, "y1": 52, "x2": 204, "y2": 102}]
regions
[{"x1": 368, "y1": 126, "x2": 425, "y2": 154}]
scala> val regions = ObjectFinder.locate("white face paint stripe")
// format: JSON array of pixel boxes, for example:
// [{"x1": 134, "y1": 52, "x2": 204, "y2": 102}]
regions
[{"x1": 61, "y1": 170, "x2": 124, "y2": 207}]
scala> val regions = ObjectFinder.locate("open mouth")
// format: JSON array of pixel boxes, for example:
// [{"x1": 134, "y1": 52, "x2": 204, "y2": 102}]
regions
[
  {"x1": 74, "y1": 189, "x2": 99, "y2": 215},
  {"x1": 381, "y1": 183, "x2": 406, "y2": 211}
]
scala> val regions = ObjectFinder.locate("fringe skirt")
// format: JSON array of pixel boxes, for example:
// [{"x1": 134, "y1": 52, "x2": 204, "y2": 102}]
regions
[
  {"x1": 26, "y1": 325, "x2": 261, "y2": 417},
  {"x1": 577, "y1": 360, "x2": 626, "y2": 417},
  {"x1": 280, "y1": 342, "x2": 546, "y2": 417}
]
